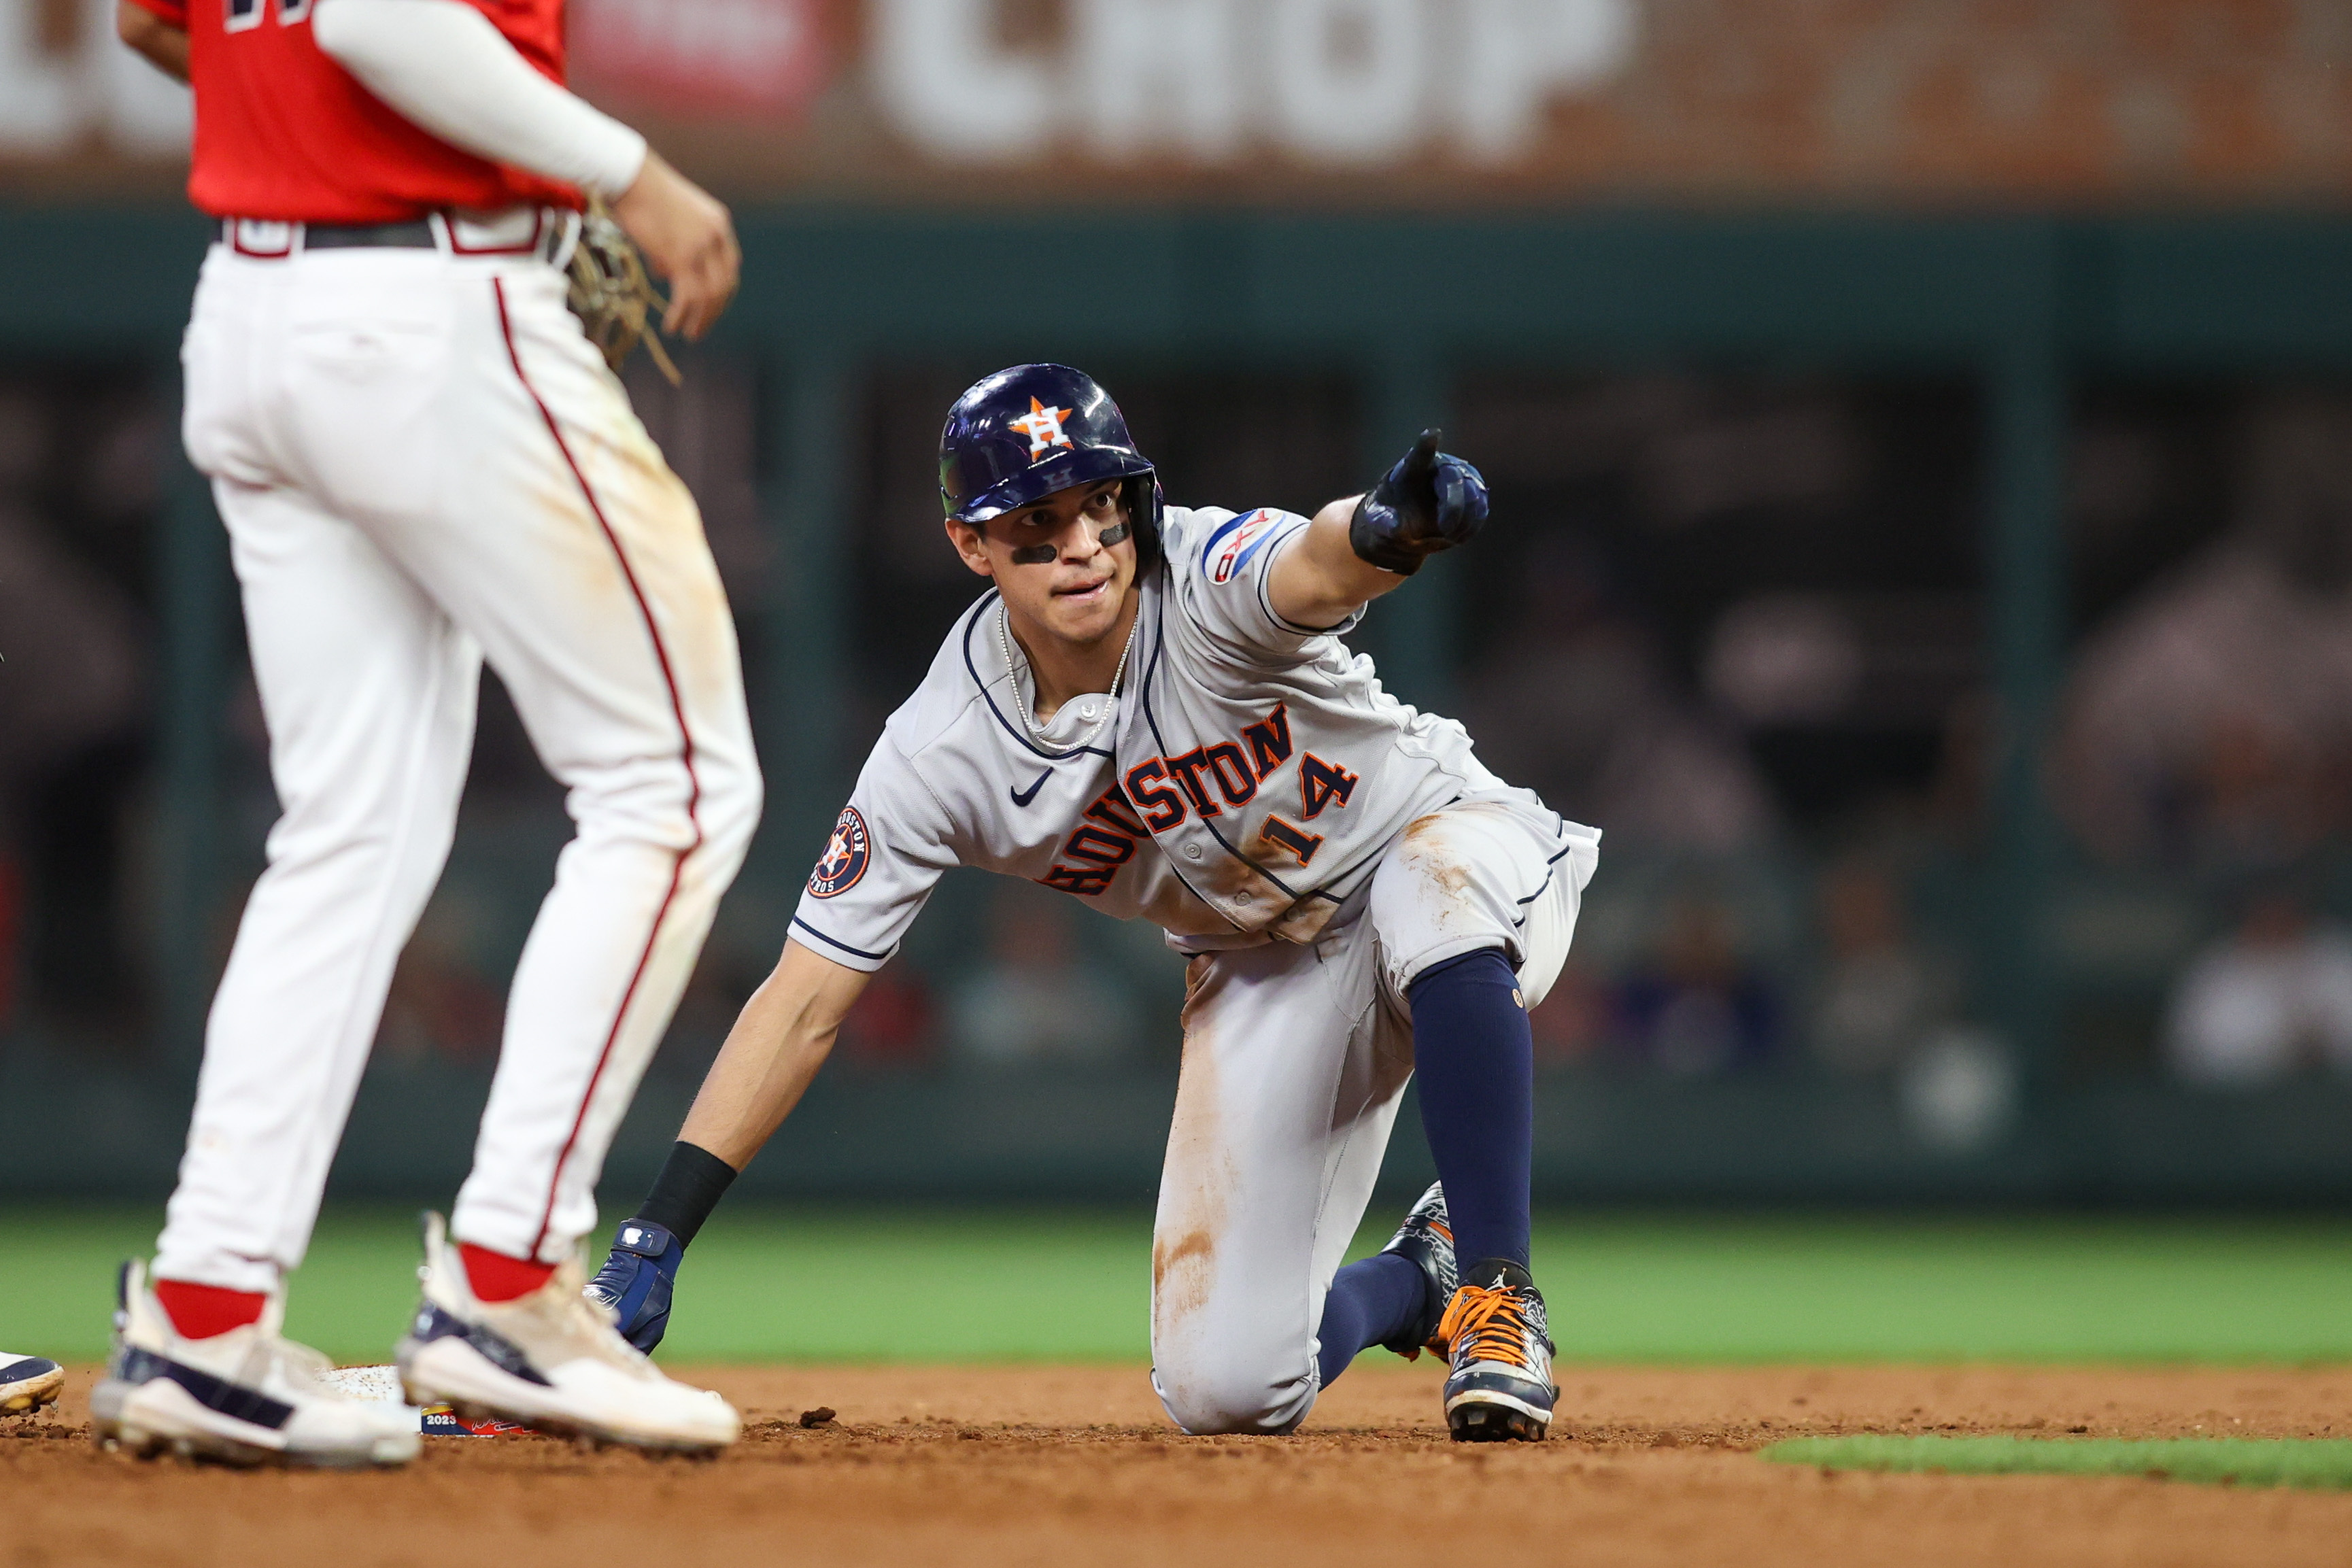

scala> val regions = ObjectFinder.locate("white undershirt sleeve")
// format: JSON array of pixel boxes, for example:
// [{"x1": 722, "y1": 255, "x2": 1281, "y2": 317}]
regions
[{"x1": 311, "y1": 0, "x2": 647, "y2": 199}]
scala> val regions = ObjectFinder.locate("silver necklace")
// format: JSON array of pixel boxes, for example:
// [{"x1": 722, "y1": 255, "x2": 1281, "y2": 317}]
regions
[{"x1": 999, "y1": 598, "x2": 1139, "y2": 749}]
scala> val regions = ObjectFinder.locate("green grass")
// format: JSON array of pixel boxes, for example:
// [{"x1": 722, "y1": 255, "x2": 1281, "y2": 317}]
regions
[
  {"x1": 1764, "y1": 1435, "x2": 2352, "y2": 1489},
  {"x1": 9, "y1": 1206, "x2": 2352, "y2": 1366}
]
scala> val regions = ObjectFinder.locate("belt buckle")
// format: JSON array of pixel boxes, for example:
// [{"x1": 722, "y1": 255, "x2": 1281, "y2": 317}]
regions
[
  {"x1": 231, "y1": 219, "x2": 297, "y2": 258},
  {"x1": 444, "y1": 206, "x2": 545, "y2": 257}
]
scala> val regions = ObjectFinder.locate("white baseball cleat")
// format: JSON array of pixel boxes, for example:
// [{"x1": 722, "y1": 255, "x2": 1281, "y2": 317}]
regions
[
  {"x1": 395, "y1": 1212, "x2": 738, "y2": 1454},
  {"x1": 1, "y1": 1352, "x2": 65, "y2": 1415},
  {"x1": 88, "y1": 1261, "x2": 420, "y2": 1467}
]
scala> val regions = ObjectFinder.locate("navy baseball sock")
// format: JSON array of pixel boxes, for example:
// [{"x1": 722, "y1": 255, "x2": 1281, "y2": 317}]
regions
[
  {"x1": 1408, "y1": 947, "x2": 1533, "y2": 1274},
  {"x1": 634, "y1": 1140, "x2": 738, "y2": 1248},
  {"x1": 1315, "y1": 1253, "x2": 1428, "y2": 1387}
]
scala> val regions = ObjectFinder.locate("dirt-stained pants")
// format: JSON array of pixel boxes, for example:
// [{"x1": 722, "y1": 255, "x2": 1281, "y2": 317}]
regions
[
  {"x1": 155, "y1": 231, "x2": 761, "y2": 1293},
  {"x1": 1148, "y1": 794, "x2": 1599, "y2": 1435}
]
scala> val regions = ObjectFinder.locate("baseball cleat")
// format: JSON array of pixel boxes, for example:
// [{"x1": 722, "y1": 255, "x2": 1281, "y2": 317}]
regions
[
  {"x1": 89, "y1": 1261, "x2": 420, "y2": 1467},
  {"x1": 396, "y1": 1212, "x2": 738, "y2": 1454},
  {"x1": 586, "y1": 1218, "x2": 681, "y2": 1354},
  {"x1": 1436, "y1": 1261, "x2": 1556, "y2": 1443},
  {"x1": 1375, "y1": 1182, "x2": 1458, "y2": 1359},
  {"x1": 0, "y1": 1353, "x2": 64, "y2": 1416}
]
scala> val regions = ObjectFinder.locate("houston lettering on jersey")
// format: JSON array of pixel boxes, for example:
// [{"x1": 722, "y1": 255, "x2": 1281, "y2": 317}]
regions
[
  {"x1": 786, "y1": 504, "x2": 1505, "y2": 968},
  {"x1": 1040, "y1": 701, "x2": 1363, "y2": 896},
  {"x1": 1037, "y1": 783, "x2": 1149, "y2": 896}
]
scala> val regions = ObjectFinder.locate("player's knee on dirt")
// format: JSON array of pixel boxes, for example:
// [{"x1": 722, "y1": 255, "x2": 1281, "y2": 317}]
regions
[{"x1": 1151, "y1": 1347, "x2": 1318, "y2": 1436}]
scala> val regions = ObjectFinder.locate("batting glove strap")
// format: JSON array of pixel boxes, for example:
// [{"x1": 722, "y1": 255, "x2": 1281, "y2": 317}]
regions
[
  {"x1": 1349, "y1": 428, "x2": 1490, "y2": 577},
  {"x1": 587, "y1": 1218, "x2": 681, "y2": 1354}
]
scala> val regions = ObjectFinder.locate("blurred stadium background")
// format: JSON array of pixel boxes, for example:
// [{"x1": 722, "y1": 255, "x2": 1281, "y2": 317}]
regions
[{"x1": 9, "y1": 0, "x2": 2352, "y2": 1337}]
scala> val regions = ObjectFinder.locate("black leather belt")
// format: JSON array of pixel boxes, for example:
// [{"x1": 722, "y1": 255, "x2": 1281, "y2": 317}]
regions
[
  {"x1": 306, "y1": 220, "x2": 437, "y2": 249},
  {"x1": 214, "y1": 218, "x2": 436, "y2": 249}
]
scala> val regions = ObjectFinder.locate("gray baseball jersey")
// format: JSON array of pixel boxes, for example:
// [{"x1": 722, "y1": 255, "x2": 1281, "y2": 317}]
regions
[
  {"x1": 788, "y1": 496, "x2": 1601, "y2": 1438},
  {"x1": 789, "y1": 503, "x2": 1516, "y2": 968}
]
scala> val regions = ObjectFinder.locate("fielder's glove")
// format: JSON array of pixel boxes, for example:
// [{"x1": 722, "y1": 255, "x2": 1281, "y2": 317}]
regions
[
  {"x1": 1348, "y1": 429, "x2": 1489, "y2": 576},
  {"x1": 586, "y1": 1217, "x2": 683, "y2": 1354},
  {"x1": 566, "y1": 194, "x2": 681, "y2": 386}
]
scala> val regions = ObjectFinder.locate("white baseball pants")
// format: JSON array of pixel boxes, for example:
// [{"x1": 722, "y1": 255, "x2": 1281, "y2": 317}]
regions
[
  {"x1": 154, "y1": 226, "x2": 761, "y2": 1293},
  {"x1": 1150, "y1": 795, "x2": 1599, "y2": 1435}
]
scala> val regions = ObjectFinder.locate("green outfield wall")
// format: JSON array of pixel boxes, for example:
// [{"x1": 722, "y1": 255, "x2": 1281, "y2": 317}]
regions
[{"x1": 7, "y1": 205, "x2": 2352, "y2": 1204}]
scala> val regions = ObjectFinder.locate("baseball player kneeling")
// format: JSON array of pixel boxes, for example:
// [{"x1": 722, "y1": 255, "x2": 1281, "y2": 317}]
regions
[{"x1": 596, "y1": 365, "x2": 1598, "y2": 1441}]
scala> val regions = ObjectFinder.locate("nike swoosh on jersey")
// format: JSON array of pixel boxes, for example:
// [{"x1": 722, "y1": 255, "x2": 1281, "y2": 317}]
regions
[{"x1": 1010, "y1": 768, "x2": 1051, "y2": 807}]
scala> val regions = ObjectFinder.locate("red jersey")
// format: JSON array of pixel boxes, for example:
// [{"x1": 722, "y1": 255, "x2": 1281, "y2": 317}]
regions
[{"x1": 128, "y1": 0, "x2": 580, "y2": 223}]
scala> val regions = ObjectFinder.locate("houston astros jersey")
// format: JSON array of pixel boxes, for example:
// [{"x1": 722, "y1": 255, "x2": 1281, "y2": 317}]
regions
[
  {"x1": 128, "y1": 0, "x2": 578, "y2": 222},
  {"x1": 789, "y1": 504, "x2": 1524, "y2": 972}
]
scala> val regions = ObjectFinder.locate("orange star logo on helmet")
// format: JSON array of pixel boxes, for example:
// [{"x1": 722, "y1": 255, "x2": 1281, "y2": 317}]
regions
[{"x1": 1009, "y1": 396, "x2": 1074, "y2": 459}]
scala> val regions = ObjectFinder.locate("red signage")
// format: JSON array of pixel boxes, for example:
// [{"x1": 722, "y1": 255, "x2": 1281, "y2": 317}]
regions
[{"x1": 568, "y1": 0, "x2": 835, "y2": 121}]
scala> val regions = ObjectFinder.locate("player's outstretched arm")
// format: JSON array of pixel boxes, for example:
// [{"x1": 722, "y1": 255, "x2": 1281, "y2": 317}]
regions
[
  {"x1": 677, "y1": 938, "x2": 871, "y2": 1170},
  {"x1": 1267, "y1": 430, "x2": 1490, "y2": 631},
  {"x1": 588, "y1": 938, "x2": 868, "y2": 1350},
  {"x1": 116, "y1": 1, "x2": 188, "y2": 82}
]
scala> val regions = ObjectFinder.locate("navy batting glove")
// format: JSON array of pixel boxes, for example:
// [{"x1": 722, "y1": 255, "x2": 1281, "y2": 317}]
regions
[
  {"x1": 1348, "y1": 428, "x2": 1490, "y2": 576},
  {"x1": 586, "y1": 1218, "x2": 681, "y2": 1354}
]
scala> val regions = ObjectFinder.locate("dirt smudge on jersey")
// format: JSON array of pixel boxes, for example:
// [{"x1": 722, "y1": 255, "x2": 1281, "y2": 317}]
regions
[
  {"x1": 1399, "y1": 813, "x2": 1476, "y2": 929},
  {"x1": 1152, "y1": 1230, "x2": 1215, "y2": 1316}
]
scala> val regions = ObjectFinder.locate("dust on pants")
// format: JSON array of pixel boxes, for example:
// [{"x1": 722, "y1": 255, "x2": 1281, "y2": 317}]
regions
[
  {"x1": 156, "y1": 237, "x2": 760, "y2": 1291},
  {"x1": 1149, "y1": 794, "x2": 1597, "y2": 1435}
]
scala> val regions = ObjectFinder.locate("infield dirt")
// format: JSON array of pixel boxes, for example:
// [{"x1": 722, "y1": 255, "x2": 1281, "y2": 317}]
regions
[{"x1": 9, "y1": 1363, "x2": 2352, "y2": 1567}]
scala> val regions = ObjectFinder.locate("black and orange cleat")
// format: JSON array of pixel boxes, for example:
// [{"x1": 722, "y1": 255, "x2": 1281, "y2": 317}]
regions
[
  {"x1": 1437, "y1": 1261, "x2": 1555, "y2": 1442},
  {"x1": 1375, "y1": 1182, "x2": 1458, "y2": 1360}
]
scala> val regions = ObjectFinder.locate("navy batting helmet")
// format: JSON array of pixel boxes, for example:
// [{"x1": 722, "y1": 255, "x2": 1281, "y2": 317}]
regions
[{"x1": 939, "y1": 364, "x2": 1163, "y2": 566}]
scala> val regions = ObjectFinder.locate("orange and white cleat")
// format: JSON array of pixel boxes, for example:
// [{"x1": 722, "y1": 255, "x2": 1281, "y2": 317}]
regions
[{"x1": 1436, "y1": 1263, "x2": 1555, "y2": 1442}]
